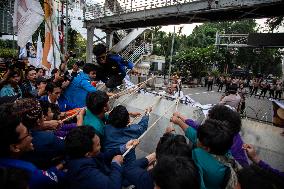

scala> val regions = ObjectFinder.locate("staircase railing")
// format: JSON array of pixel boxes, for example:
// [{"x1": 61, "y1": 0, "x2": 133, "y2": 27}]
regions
[
  {"x1": 120, "y1": 40, "x2": 138, "y2": 59},
  {"x1": 123, "y1": 42, "x2": 152, "y2": 63}
]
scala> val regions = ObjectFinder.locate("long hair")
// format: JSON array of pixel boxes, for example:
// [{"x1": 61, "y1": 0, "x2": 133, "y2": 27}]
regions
[{"x1": 0, "y1": 69, "x2": 22, "y2": 92}]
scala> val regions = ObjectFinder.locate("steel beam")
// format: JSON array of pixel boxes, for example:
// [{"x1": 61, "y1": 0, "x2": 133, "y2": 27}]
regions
[{"x1": 85, "y1": 0, "x2": 284, "y2": 29}]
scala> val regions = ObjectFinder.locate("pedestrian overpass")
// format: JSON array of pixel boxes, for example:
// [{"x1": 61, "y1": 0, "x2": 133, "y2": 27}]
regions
[
  {"x1": 85, "y1": 0, "x2": 284, "y2": 29},
  {"x1": 83, "y1": 0, "x2": 284, "y2": 62}
]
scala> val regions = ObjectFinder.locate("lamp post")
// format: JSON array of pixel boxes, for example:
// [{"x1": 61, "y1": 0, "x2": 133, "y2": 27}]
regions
[
  {"x1": 168, "y1": 26, "x2": 175, "y2": 81},
  {"x1": 64, "y1": 0, "x2": 69, "y2": 55}
]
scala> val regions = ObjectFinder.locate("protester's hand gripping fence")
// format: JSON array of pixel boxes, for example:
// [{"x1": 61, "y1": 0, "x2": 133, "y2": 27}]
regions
[
  {"x1": 128, "y1": 96, "x2": 163, "y2": 126},
  {"x1": 122, "y1": 99, "x2": 177, "y2": 157}
]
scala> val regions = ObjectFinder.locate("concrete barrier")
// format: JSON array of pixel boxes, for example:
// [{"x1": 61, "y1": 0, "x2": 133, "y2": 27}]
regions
[{"x1": 115, "y1": 93, "x2": 284, "y2": 171}]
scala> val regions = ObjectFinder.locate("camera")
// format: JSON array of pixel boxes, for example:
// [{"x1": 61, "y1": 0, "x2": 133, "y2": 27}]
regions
[
  {"x1": 68, "y1": 51, "x2": 76, "y2": 58},
  {"x1": 63, "y1": 73, "x2": 73, "y2": 81}
]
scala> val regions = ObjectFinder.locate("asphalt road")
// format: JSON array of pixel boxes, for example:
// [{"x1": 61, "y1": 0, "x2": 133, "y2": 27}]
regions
[{"x1": 182, "y1": 85, "x2": 273, "y2": 122}]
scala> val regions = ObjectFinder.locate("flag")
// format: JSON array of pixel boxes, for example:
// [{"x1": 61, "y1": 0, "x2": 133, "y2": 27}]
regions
[
  {"x1": 42, "y1": 0, "x2": 61, "y2": 71},
  {"x1": 36, "y1": 33, "x2": 43, "y2": 68},
  {"x1": 13, "y1": 0, "x2": 44, "y2": 48}
]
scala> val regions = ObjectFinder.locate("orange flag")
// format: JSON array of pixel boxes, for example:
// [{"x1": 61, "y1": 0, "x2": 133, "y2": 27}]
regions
[{"x1": 42, "y1": 0, "x2": 52, "y2": 70}]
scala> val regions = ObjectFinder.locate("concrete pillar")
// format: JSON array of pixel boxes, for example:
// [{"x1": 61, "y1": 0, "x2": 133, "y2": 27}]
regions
[
  {"x1": 86, "y1": 26, "x2": 95, "y2": 63},
  {"x1": 105, "y1": 30, "x2": 114, "y2": 50}
]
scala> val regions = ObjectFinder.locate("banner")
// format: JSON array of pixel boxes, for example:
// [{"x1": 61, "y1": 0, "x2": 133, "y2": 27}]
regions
[
  {"x1": 42, "y1": 0, "x2": 61, "y2": 71},
  {"x1": 13, "y1": 0, "x2": 44, "y2": 48}
]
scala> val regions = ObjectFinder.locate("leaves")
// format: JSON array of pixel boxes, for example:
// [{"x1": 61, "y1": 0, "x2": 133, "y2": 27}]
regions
[{"x1": 147, "y1": 19, "x2": 282, "y2": 78}]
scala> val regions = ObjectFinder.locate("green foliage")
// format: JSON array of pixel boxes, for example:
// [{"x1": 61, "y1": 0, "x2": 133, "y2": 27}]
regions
[
  {"x1": 66, "y1": 29, "x2": 86, "y2": 68},
  {"x1": 266, "y1": 16, "x2": 284, "y2": 31},
  {"x1": 0, "y1": 39, "x2": 16, "y2": 49},
  {"x1": 149, "y1": 19, "x2": 282, "y2": 77},
  {"x1": 172, "y1": 45, "x2": 222, "y2": 78},
  {"x1": 0, "y1": 48, "x2": 18, "y2": 58},
  {"x1": 0, "y1": 39, "x2": 18, "y2": 58}
]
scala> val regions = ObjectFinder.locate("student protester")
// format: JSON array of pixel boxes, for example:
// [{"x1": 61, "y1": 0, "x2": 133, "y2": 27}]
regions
[
  {"x1": 103, "y1": 105, "x2": 151, "y2": 164},
  {"x1": 0, "y1": 167, "x2": 30, "y2": 189},
  {"x1": 243, "y1": 144, "x2": 284, "y2": 178},
  {"x1": 237, "y1": 164, "x2": 284, "y2": 189},
  {"x1": 63, "y1": 63, "x2": 98, "y2": 108},
  {"x1": 83, "y1": 91, "x2": 110, "y2": 139},
  {"x1": 36, "y1": 68, "x2": 45, "y2": 78},
  {"x1": 152, "y1": 156, "x2": 200, "y2": 189},
  {"x1": 93, "y1": 43, "x2": 134, "y2": 88},
  {"x1": 171, "y1": 118, "x2": 240, "y2": 189},
  {"x1": 64, "y1": 126, "x2": 138, "y2": 189},
  {"x1": 68, "y1": 61, "x2": 84, "y2": 78},
  {"x1": 12, "y1": 99, "x2": 65, "y2": 169},
  {"x1": 21, "y1": 67, "x2": 45, "y2": 98},
  {"x1": 40, "y1": 101, "x2": 85, "y2": 138},
  {"x1": 173, "y1": 104, "x2": 249, "y2": 167},
  {"x1": 0, "y1": 103, "x2": 65, "y2": 189},
  {"x1": 123, "y1": 132, "x2": 193, "y2": 189},
  {"x1": 40, "y1": 82, "x2": 77, "y2": 112},
  {"x1": 0, "y1": 69, "x2": 22, "y2": 98}
]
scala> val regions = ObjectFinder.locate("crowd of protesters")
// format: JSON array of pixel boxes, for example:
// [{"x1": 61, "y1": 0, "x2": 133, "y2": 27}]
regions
[{"x1": 0, "y1": 56, "x2": 283, "y2": 189}]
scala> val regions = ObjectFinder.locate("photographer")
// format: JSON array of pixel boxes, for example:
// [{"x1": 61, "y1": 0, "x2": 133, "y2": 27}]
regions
[{"x1": 68, "y1": 61, "x2": 84, "y2": 78}]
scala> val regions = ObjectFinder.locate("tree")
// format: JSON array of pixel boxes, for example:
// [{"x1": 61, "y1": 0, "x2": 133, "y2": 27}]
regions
[
  {"x1": 172, "y1": 45, "x2": 223, "y2": 78},
  {"x1": 266, "y1": 16, "x2": 284, "y2": 32}
]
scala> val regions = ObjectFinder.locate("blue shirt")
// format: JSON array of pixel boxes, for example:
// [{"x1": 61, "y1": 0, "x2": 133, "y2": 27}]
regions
[
  {"x1": 63, "y1": 72, "x2": 97, "y2": 108},
  {"x1": 103, "y1": 115, "x2": 149, "y2": 164},
  {"x1": 22, "y1": 130, "x2": 65, "y2": 169},
  {"x1": 0, "y1": 84, "x2": 22, "y2": 98},
  {"x1": 65, "y1": 148, "x2": 123, "y2": 189},
  {"x1": 0, "y1": 158, "x2": 65, "y2": 189}
]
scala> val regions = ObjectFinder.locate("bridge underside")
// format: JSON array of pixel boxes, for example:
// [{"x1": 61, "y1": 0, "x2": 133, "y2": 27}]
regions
[{"x1": 86, "y1": 0, "x2": 284, "y2": 30}]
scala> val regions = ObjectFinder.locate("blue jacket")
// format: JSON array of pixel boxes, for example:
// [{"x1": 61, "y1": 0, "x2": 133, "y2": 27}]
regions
[
  {"x1": 22, "y1": 130, "x2": 65, "y2": 169},
  {"x1": 20, "y1": 81, "x2": 38, "y2": 98},
  {"x1": 0, "y1": 158, "x2": 65, "y2": 189},
  {"x1": 0, "y1": 84, "x2": 22, "y2": 98},
  {"x1": 103, "y1": 115, "x2": 149, "y2": 164},
  {"x1": 123, "y1": 158, "x2": 154, "y2": 189},
  {"x1": 65, "y1": 148, "x2": 122, "y2": 189},
  {"x1": 63, "y1": 72, "x2": 97, "y2": 108},
  {"x1": 40, "y1": 95, "x2": 77, "y2": 112}
]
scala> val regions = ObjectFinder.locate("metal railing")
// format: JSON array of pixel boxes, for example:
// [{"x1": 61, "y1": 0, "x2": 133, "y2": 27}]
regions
[
  {"x1": 85, "y1": 0, "x2": 197, "y2": 20},
  {"x1": 120, "y1": 42, "x2": 152, "y2": 63}
]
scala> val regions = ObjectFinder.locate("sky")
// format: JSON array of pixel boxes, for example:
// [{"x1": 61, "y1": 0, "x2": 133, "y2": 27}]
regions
[{"x1": 160, "y1": 19, "x2": 284, "y2": 36}]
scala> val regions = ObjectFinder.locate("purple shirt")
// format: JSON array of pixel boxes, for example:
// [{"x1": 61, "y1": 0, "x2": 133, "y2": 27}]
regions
[
  {"x1": 54, "y1": 123, "x2": 77, "y2": 138},
  {"x1": 185, "y1": 119, "x2": 249, "y2": 167}
]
